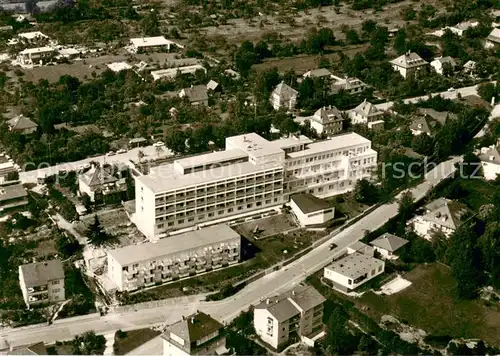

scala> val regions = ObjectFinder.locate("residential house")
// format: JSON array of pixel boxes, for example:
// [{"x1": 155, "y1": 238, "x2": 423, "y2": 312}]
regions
[
  {"x1": 18, "y1": 260, "x2": 65, "y2": 308},
  {"x1": 310, "y1": 106, "x2": 344, "y2": 136},
  {"x1": 430, "y1": 56, "x2": 457, "y2": 75},
  {"x1": 270, "y1": 82, "x2": 298, "y2": 111},
  {"x1": 17, "y1": 47, "x2": 55, "y2": 67},
  {"x1": 445, "y1": 21, "x2": 479, "y2": 36},
  {"x1": 323, "y1": 252, "x2": 385, "y2": 293},
  {"x1": 254, "y1": 285, "x2": 325, "y2": 350},
  {"x1": 290, "y1": 193, "x2": 334, "y2": 227},
  {"x1": 389, "y1": 52, "x2": 428, "y2": 78},
  {"x1": 179, "y1": 85, "x2": 209, "y2": 106},
  {"x1": 8, "y1": 342, "x2": 48, "y2": 355},
  {"x1": 162, "y1": 311, "x2": 228, "y2": 356},
  {"x1": 369, "y1": 233, "x2": 408, "y2": 259},
  {"x1": 223, "y1": 69, "x2": 240, "y2": 80},
  {"x1": 411, "y1": 198, "x2": 469, "y2": 240},
  {"x1": 0, "y1": 154, "x2": 18, "y2": 184},
  {"x1": 106, "y1": 62, "x2": 132, "y2": 72},
  {"x1": 409, "y1": 108, "x2": 456, "y2": 136},
  {"x1": 302, "y1": 68, "x2": 332, "y2": 79},
  {"x1": 78, "y1": 165, "x2": 126, "y2": 202},
  {"x1": 348, "y1": 99, "x2": 385, "y2": 129},
  {"x1": 463, "y1": 60, "x2": 477, "y2": 77},
  {"x1": 206, "y1": 80, "x2": 220, "y2": 92},
  {"x1": 7, "y1": 115, "x2": 38, "y2": 134},
  {"x1": 485, "y1": 28, "x2": 500, "y2": 48},
  {"x1": 107, "y1": 224, "x2": 241, "y2": 291},
  {"x1": 330, "y1": 75, "x2": 367, "y2": 95},
  {"x1": 478, "y1": 143, "x2": 500, "y2": 180},
  {"x1": 0, "y1": 183, "x2": 28, "y2": 214}
]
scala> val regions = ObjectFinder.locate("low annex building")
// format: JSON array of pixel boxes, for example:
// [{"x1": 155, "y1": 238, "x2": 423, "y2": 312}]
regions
[
  {"x1": 128, "y1": 36, "x2": 183, "y2": 53},
  {"x1": 323, "y1": 252, "x2": 385, "y2": 293},
  {"x1": 478, "y1": 143, "x2": 500, "y2": 180},
  {"x1": 179, "y1": 85, "x2": 209, "y2": 106},
  {"x1": 254, "y1": 285, "x2": 325, "y2": 350},
  {"x1": 107, "y1": 224, "x2": 241, "y2": 291},
  {"x1": 289, "y1": 193, "x2": 334, "y2": 227},
  {"x1": 18, "y1": 260, "x2": 65, "y2": 308},
  {"x1": 162, "y1": 311, "x2": 228, "y2": 356}
]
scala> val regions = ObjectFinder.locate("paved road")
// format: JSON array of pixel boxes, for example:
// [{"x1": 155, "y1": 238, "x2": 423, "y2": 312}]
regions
[
  {"x1": 19, "y1": 145, "x2": 173, "y2": 184},
  {"x1": 375, "y1": 84, "x2": 480, "y2": 111},
  {"x1": 1, "y1": 157, "x2": 459, "y2": 351}
]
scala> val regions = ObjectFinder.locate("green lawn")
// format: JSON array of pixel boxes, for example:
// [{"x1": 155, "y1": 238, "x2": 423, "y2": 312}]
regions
[
  {"x1": 455, "y1": 178, "x2": 495, "y2": 210},
  {"x1": 328, "y1": 193, "x2": 369, "y2": 219},
  {"x1": 120, "y1": 229, "x2": 326, "y2": 304},
  {"x1": 357, "y1": 263, "x2": 500, "y2": 346},
  {"x1": 113, "y1": 329, "x2": 161, "y2": 355}
]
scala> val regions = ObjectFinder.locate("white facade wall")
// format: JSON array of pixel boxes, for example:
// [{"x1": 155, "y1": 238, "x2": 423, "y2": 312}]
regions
[
  {"x1": 323, "y1": 263, "x2": 384, "y2": 291},
  {"x1": 392, "y1": 65, "x2": 408, "y2": 78},
  {"x1": 108, "y1": 237, "x2": 240, "y2": 291},
  {"x1": 254, "y1": 308, "x2": 283, "y2": 349},
  {"x1": 78, "y1": 178, "x2": 95, "y2": 201},
  {"x1": 412, "y1": 217, "x2": 455, "y2": 240},
  {"x1": 163, "y1": 339, "x2": 190, "y2": 356},
  {"x1": 285, "y1": 144, "x2": 377, "y2": 199},
  {"x1": 481, "y1": 162, "x2": 500, "y2": 180},
  {"x1": 135, "y1": 168, "x2": 285, "y2": 239},
  {"x1": 289, "y1": 199, "x2": 334, "y2": 226}
]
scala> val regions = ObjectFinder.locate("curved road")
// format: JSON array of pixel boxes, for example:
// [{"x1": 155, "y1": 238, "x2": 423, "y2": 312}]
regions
[{"x1": 1, "y1": 157, "x2": 459, "y2": 351}]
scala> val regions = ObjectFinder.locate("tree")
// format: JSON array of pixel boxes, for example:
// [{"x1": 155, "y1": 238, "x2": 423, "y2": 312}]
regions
[
  {"x1": 447, "y1": 224, "x2": 483, "y2": 299},
  {"x1": 86, "y1": 215, "x2": 111, "y2": 247},
  {"x1": 353, "y1": 179, "x2": 380, "y2": 205},
  {"x1": 324, "y1": 304, "x2": 356, "y2": 355},
  {"x1": 140, "y1": 10, "x2": 160, "y2": 36},
  {"x1": 477, "y1": 83, "x2": 497, "y2": 104},
  {"x1": 345, "y1": 29, "x2": 361, "y2": 44},
  {"x1": 398, "y1": 191, "x2": 414, "y2": 223},
  {"x1": 411, "y1": 133, "x2": 434, "y2": 156},
  {"x1": 457, "y1": 152, "x2": 482, "y2": 178},
  {"x1": 393, "y1": 30, "x2": 407, "y2": 54},
  {"x1": 72, "y1": 331, "x2": 106, "y2": 355},
  {"x1": 56, "y1": 232, "x2": 81, "y2": 259}
]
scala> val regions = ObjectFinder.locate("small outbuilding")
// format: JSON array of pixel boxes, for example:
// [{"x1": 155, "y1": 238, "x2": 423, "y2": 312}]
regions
[
  {"x1": 369, "y1": 233, "x2": 408, "y2": 259},
  {"x1": 290, "y1": 193, "x2": 334, "y2": 227}
]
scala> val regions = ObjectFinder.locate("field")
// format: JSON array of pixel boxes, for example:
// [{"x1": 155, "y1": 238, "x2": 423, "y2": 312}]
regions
[
  {"x1": 113, "y1": 328, "x2": 161, "y2": 355},
  {"x1": 357, "y1": 263, "x2": 500, "y2": 346},
  {"x1": 199, "y1": 1, "x2": 431, "y2": 44}
]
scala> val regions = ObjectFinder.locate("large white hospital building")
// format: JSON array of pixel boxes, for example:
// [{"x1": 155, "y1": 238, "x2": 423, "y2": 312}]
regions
[{"x1": 134, "y1": 132, "x2": 377, "y2": 239}]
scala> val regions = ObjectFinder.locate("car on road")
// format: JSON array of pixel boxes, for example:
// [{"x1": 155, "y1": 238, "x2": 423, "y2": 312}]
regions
[
  {"x1": 329, "y1": 243, "x2": 337, "y2": 250},
  {"x1": 447, "y1": 87, "x2": 456, "y2": 92},
  {"x1": 106, "y1": 151, "x2": 116, "y2": 156},
  {"x1": 153, "y1": 141, "x2": 165, "y2": 147},
  {"x1": 116, "y1": 149, "x2": 127, "y2": 154}
]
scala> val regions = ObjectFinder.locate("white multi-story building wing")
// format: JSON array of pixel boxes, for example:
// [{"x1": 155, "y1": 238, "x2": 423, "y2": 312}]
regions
[
  {"x1": 107, "y1": 224, "x2": 241, "y2": 292},
  {"x1": 134, "y1": 132, "x2": 376, "y2": 239}
]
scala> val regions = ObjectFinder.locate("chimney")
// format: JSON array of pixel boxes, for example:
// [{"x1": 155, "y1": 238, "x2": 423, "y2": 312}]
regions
[
  {"x1": 292, "y1": 290, "x2": 296, "y2": 296},
  {"x1": 266, "y1": 298, "x2": 270, "y2": 305}
]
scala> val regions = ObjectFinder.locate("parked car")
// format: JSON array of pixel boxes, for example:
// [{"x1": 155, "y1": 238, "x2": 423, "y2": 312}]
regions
[
  {"x1": 329, "y1": 243, "x2": 337, "y2": 250},
  {"x1": 153, "y1": 141, "x2": 165, "y2": 147},
  {"x1": 116, "y1": 148, "x2": 127, "y2": 154},
  {"x1": 106, "y1": 151, "x2": 116, "y2": 156}
]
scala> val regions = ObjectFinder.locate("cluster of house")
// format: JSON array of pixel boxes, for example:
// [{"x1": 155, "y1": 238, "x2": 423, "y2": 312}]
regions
[{"x1": 162, "y1": 285, "x2": 326, "y2": 355}]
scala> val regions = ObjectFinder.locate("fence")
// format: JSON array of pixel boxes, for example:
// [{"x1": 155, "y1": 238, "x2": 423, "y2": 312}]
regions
[{"x1": 112, "y1": 294, "x2": 207, "y2": 313}]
